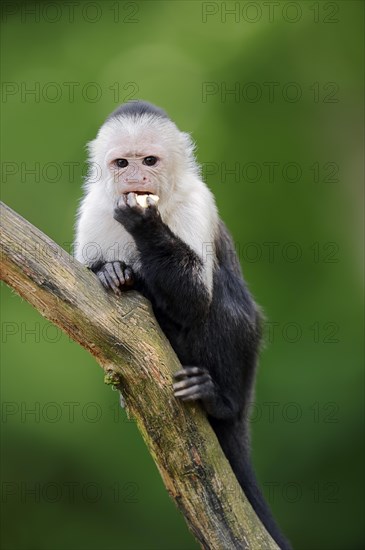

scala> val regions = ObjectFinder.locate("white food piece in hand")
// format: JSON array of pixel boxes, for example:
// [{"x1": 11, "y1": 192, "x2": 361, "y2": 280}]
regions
[{"x1": 135, "y1": 194, "x2": 159, "y2": 208}]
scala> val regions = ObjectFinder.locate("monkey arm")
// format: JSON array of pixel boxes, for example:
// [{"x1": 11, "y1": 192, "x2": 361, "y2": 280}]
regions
[
  {"x1": 114, "y1": 194, "x2": 261, "y2": 421},
  {"x1": 113, "y1": 194, "x2": 211, "y2": 326}
]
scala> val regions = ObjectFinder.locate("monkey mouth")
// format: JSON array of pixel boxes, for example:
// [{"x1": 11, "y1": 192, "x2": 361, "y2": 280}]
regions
[
  {"x1": 121, "y1": 191, "x2": 160, "y2": 208},
  {"x1": 124, "y1": 190, "x2": 156, "y2": 196}
]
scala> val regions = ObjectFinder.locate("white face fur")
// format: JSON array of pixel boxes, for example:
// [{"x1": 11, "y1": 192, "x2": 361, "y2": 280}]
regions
[
  {"x1": 75, "y1": 113, "x2": 219, "y2": 293},
  {"x1": 88, "y1": 115, "x2": 198, "y2": 205}
]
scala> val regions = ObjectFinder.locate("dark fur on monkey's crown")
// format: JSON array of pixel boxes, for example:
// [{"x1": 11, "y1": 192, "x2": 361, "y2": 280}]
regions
[{"x1": 106, "y1": 100, "x2": 169, "y2": 122}]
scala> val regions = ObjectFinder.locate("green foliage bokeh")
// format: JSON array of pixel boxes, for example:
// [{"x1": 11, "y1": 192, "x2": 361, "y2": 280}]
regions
[{"x1": 1, "y1": 2, "x2": 364, "y2": 549}]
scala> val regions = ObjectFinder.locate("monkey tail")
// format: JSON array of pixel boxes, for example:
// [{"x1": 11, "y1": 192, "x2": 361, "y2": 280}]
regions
[
  {"x1": 234, "y1": 453, "x2": 292, "y2": 550},
  {"x1": 211, "y1": 419, "x2": 292, "y2": 550}
]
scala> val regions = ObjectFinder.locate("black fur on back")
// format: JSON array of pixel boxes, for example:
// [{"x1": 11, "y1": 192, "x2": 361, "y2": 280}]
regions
[{"x1": 106, "y1": 100, "x2": 169, "y2": 122}]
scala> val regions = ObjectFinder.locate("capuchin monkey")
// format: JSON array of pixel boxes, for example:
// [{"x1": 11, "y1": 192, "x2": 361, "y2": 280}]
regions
[{"x1": 75, "y1": 101, "x2": 291, "y2": 550}]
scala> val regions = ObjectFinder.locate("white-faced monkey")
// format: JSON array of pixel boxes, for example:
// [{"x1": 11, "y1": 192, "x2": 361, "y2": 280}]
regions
[{"x1": 75, "y1": 101, "x2": 291, "y2": 550}]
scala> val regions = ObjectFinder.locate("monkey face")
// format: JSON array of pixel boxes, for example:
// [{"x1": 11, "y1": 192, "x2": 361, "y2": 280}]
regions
[
  {"x1": 107, "y1": 151, "x2": 164, "y2": 198},
  {"x1": 102, "y1": 126, "x2": 168, "y2": 200},
  {"x1": 87, "y1": 113, "x2": 197, "y2": 208}
]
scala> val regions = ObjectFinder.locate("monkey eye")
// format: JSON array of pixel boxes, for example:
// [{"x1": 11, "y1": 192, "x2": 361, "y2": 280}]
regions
[
  {"x1": 115, "y1": 159, "x2": 128, "y2": 168},
  {"x1": 143, "y1": 156, "x2": 158, "y2": 166}
]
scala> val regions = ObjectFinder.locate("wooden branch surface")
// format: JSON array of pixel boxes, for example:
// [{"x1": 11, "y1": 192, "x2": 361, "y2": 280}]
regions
[{"x1": 0, "y1": 201, "x2": 279, "y2": 550}]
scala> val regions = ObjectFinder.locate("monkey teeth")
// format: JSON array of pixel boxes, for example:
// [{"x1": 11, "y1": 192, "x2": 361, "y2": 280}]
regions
[{"x1": 135, "y1": 194, "x2": 159, "y2": 208}]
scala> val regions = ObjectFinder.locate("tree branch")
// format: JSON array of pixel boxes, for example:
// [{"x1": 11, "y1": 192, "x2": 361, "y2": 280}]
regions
[{"x1": 0, "y1": 201, "x2": 279, "y2": 550}]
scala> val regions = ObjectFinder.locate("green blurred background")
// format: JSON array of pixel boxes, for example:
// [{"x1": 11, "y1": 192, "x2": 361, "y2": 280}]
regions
[{"x1": 1, "y1": 1, "x2": 364, "y2": 549}]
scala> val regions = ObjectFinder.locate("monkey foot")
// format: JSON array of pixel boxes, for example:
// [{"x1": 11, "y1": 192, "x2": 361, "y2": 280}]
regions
[
  {"x1": 95, "y1": 261, "x2": 134, "y2": 296},
  {"x1": 173, "y1": 366, "x2": 215, "y2": 402}
]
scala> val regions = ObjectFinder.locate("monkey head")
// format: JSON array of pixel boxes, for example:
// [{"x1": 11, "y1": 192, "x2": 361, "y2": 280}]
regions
[{"x1": 86, "y1": 102, "x2": 199, "y2": 210}]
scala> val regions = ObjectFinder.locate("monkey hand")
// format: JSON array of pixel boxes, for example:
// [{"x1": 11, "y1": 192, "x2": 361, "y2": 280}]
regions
[
  {"x1": 93, "y1": 261, "x2": 134, "y2": 296},
  {"x1": 113, "y1": 192, "x2": 160, "y2": 234},
  {"x1": 173, "y1": 367, "x2": 215, "y2": 402}
]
